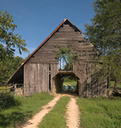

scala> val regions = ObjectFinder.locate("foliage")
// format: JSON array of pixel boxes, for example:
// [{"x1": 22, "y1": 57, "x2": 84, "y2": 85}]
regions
[
  {"x1": 77, "y1": 97, "x2": 121, "y2": 128},
  {"x1": 0, "y1": 55, "x2": 24, "y2": 84},
  {"x1": 64, "y1": 76, "x2": 77, "y2": 82},
  {"x1": 110, "y1": 81, "x2": 121, "y2": 89},
  {"x1": 55, "y1": 44, "x2": 78, "y2": 70},
  {"x1": 0, "y1": 92, "x2": 54, "y2": 128},
  {"x1": 84, "y1": 0, "x2": 121, "y2": 90},
  {"x1": 38, "y1": 96, "x2": 70, "y2": 128},
  {"x1": 0, "y1": 10, "x2": 29, "y2": 60},
  {"x1": 0, "y1": 93, "x2": 20, "y2": 109},
  {"x1": 0, "y1": 44, "x2": 8, "y2": 61}
]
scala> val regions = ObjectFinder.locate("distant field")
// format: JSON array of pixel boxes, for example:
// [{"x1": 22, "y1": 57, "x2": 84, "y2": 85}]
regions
[
  {"x1": 63, "y1": 81, "x2": 77, "y2": 86},
  {"x1": 110, "y1": 81, "x2": 121, "y2": 88},
  {"x1": 63, "y1": 81, "x2": 77, "y2": 91},
  {"x1": 0, "y1": 86, "x2": 7, "y2": 91},
  {"x1": 63, "y1": 81, "x2": 121, "y2": 88},
  {"x1": 0, "y1": 86, "x2": 11, "y2": 94}
]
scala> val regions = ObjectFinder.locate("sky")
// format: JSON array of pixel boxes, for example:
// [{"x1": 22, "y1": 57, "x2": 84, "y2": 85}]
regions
[{"x1": 0, "y1": 0, "x2": 96, "y2": 59}]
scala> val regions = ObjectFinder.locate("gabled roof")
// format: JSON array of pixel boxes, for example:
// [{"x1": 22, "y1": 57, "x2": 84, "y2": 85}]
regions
[
  {"x1": 6, "y1": 18, "x2": 82, "y2": 84},
  {"x1": 22, "y1": 18, "x2": 82, "y2": 65}
]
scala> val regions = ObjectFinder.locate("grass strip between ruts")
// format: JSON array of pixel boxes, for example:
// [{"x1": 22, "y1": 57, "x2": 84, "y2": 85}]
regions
[{"x1": 38, "y1": 96, "x2": 70, "y2": 128}]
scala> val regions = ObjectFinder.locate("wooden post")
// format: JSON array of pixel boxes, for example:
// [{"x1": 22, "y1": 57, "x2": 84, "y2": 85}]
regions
[{"x1": 14, "y1": 84, "x2": 16, "y2": 97}]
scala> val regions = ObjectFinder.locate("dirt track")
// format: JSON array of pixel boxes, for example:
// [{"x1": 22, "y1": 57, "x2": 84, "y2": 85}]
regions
[
  {"x1": 22, "y1": 94, "x2": 80, "y2": 128},
  {"x1": 66, "y1": 97, "x2": 80, "y2": 128},
  {"x1": 22, "y1": 95, "x2": 61, "y2": 128}
]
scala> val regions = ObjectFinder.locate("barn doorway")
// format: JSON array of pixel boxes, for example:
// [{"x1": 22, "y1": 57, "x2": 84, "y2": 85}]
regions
[{"x1": 53, "y1": 71, "x2": 80, "y2": 96}]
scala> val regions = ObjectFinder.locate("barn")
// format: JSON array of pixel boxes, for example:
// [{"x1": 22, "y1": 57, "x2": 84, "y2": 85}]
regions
[{"x1": 6, "y1": 18, "x2": 107, "y2": 97}]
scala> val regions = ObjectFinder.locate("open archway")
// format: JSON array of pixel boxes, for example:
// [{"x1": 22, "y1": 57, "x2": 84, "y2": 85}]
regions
[{"x1": 53, "y1": 71, "x2": 81, "y2": 95}]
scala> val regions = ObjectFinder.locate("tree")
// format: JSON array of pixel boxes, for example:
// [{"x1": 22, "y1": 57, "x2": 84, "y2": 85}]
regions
[
  {"x1": 0, "y1": 10, "x2": 29, "y2": 60},
  {"x1": 0, "y1": 55, "x2": 24, "y2": 84},
  {"x1": 55, "y1": 44, "x2": 78, "y2": 71},
  {"x1": 84, "y1": 0, "x2": 121, "y2": 91}
]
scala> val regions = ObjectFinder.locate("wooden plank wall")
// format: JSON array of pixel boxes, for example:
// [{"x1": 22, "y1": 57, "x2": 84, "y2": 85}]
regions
[
  {"x1": 24, "y1": 63, "x2": 50, "y2": 95},
  {"x1": 50, "y1": 63, "x2": 59, "y2": 94},
  {"x1": 27, "y1": 24, "x2": 95, "y2": 64},
  {"x1": 73, "y1": 62, "x2": 107, "y2": 97}
]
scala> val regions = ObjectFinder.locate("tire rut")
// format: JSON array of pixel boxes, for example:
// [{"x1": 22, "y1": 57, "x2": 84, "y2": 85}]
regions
[
  {"x1": 22, "y1": 95, "x2": 61, "y2": 128},
  {"x1": 66, "y1": 97, "x2": 80, "y2": 128}
]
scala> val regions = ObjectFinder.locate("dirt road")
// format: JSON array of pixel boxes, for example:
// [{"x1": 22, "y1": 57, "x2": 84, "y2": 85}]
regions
[
  {"x1": 22, "y1": 94, "x2": 80, "y2": 128},
  {"x1": 66, "y1": 97, "x2": 80, "y2": 128},
  {"x1": 22, "y1": 95, "x2": 61, "y2": 128}
]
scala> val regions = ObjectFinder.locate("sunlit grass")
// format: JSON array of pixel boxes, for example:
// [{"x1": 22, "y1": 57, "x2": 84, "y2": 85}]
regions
[
  {"x1": 64, "y1": 81, "x2": 77, "y2": 86},
  {"x1": 110, "y1": 81, "x2": 121, "y2": 88},
  {"x1": 77, "y1": 97, "x2": 121, "y2": 128}
]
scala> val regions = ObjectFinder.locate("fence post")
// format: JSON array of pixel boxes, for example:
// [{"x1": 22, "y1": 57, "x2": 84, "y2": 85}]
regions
[{"x1": 14, "y1": 84, "x2": 17, "y2": 97}]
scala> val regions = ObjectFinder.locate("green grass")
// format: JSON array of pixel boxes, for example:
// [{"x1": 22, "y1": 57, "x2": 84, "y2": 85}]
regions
[
  {"x1": 0, "y1": 86, "x2": 6, "y2": 90},
  {"x1": 0, "y1": 86, "x2": 10, "y2": 93},
  {"x1": 0, "y1": 92, "x2": 54, "y2": 128},
  {"x1": 64, "y1": 81, "x2": 77, "y2": 86},
  {"x1": 63, "y1": 81, "x2": 77, "y2": 91},
  {"x1": 77, "y1": 97, "x2": 121, "y2": 128},
  {"x1": 110, "y1": 81, "x2": 121, "y2": 88},
  {"x1": 38, "y1": 96, "x2": 70, "y2": 128}
]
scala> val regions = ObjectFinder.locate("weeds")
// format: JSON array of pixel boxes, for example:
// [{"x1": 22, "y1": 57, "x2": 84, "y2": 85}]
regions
[{"x1": 77, "y1": 97, "x2": 121, "y2": 128}]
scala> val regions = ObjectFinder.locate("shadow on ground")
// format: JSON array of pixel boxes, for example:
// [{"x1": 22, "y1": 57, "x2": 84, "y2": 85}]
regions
[
  {"x1": 0, "y1": 95, "x2": 33, "y2": 128},
  {"x1": 0, "y1": 110, "x2": 33, "y2": 128},
  {"x1": 57, "y1": 90, "x2": 79, "y2": 97}
]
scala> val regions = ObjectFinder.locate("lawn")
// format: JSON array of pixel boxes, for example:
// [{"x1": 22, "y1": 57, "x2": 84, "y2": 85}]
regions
[
  {"x1": 0, "y1": 92, "x2": 54, "y2": 128},
  {"x1": 63, "y1": 81, "x2": 77, "y2": 91},
  {"x1": 110, "y1": 81, "x2": 121, "y2": 89},
  {"x1": 77, "y1": 97, "x2": 121, "y2": 128},
  {"x1": 64, "y1": 81, "x2": 77, "y2": 86},
  {"x1": 38, "y1": 96, "x2": 70, "y2": 128}
]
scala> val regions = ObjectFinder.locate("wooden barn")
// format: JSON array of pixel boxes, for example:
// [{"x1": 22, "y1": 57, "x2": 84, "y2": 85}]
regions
[{"x1": 6, "y1": 18, "x2": 107, "y2": 97}]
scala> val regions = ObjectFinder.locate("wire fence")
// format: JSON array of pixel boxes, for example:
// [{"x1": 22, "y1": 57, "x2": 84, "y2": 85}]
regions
[{"x1": 0, "y1": 84, "x2": 36, "y2": 108}]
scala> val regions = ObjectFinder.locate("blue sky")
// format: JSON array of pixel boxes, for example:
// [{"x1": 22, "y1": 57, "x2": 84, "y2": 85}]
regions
[{"x1": 0, "y1": 0, "x2": 96, "y2": 58}]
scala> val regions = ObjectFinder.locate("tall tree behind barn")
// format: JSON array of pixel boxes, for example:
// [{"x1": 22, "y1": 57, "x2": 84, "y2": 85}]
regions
[{"x1": 6, "y1": 18, "x2": 107, "y2": 97}]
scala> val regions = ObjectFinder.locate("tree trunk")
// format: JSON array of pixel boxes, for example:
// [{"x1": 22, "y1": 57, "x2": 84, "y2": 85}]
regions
[
  {"x1": 107, "y1": 66, "x2": 111, "y2": 88},
  {"x1": 113, "y1": 79, "x2": 118, "y2": 92},
  {"x1": 107, "y1": 76, "x2": 110, "y2": 88}
]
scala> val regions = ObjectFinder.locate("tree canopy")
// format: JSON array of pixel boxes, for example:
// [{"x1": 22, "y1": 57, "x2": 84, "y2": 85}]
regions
[
  {"x1": 84, "y1": 0, "x2": 121, "y2": 90},
  {"x1": 0, "y1": 55, "x2": 24, "y2": 84},
  {"x1": 55, "y1": 44, "x2": 78, "y2": 71},
  {"x1": 0, "y1": 10, "x2": 29, "y2": 60}
]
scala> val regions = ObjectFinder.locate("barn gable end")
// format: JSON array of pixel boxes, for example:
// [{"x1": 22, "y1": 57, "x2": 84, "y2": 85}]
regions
[{"x1": 6, "y1": 18, "x2": 107, "y2": 97}]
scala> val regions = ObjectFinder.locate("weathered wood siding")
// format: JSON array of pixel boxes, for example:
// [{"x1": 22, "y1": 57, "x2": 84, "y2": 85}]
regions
[
  {"x1": 24, "y1": 63, "x2": 58, "y2": 95},
  {"x1": 24, "y1": 63, "x2": 49, "y2": 95},
  {"x1": 73, "y1": 62, "x2": 107, "y2": 97},
  {"x1": 27, "y1": 24, "x2": 96, "y2": 64}
]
